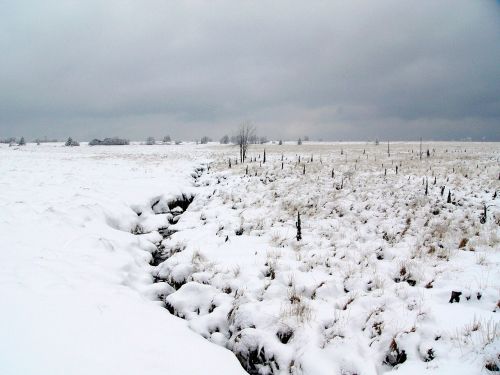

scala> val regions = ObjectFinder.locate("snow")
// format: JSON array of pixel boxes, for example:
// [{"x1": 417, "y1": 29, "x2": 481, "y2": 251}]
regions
[
  {"x1": 153, "y1": 141, "x2": 499, "y2": 374},
  {"x1": 1, "y1": 141, "x2": 499, "y2": 374},
  {"x1": 0, "y1": 143, "x2": 245, "y2": 375}
]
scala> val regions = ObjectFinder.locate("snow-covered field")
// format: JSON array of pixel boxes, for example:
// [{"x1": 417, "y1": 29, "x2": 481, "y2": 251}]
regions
[
  {"x1": 0, "y1": 143, "x2": 245, "y2": 375},
  {"x1": 1, "y1": 141, "x2": 499, "y2": 374}
]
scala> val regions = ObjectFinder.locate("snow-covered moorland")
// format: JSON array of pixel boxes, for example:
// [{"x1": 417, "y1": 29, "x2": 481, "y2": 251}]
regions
[
  {"x1": 0, "y1": 143, "x2": 246, "y2": 375},
  {"x1": 0, "y1": 141, "x2": 498, "y2": 374}
]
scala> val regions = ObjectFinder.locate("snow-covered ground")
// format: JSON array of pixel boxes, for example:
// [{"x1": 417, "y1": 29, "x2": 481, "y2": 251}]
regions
[
  {"x1": 0, "y1": 143, "x2": 246, "y2": 375},
  {"x1": 1, "y1": 141, "x2": 499, "y2": 374}
]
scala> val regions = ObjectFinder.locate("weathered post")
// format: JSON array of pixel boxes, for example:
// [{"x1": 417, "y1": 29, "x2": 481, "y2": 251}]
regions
[{"x1": 296, "y1": 212, "x2": 302, "y2": 241}]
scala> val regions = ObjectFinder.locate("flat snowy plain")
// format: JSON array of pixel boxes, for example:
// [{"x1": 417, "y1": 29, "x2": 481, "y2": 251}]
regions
[{"x1": 0, "y1": 141, "x2": 498, "y2": 375}]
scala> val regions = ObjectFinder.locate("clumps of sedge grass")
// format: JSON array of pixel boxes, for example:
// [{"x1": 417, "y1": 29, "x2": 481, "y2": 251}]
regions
[
  {"x1": 401, "y1": 216, "x2": 411, "y2": 236},
  {"x1": 458, "y1": 238, "x2": 468, "y2": 248},
  {"x1": 291, "y1": 240, "x2": 305, "y2": 253},
  {"x1": 263, "y1": 259, "x2": 276, "y2": 280},
  {"x1": 191, "y1": 250, "x2": 207, "y2": 265},
  {"x1": 153, "y1": 240, "x2": 186, "y2": 263},
  {"x1": 475, "y1": 252, "x2": 489, "y2": 266},
  {"x1": 436, "y1": 247, "x2": 451, "y2": 261},
  {"x1": 311, "y1": 281, "x2": 326, "y2": 300},
  {"x1": 280, "y1": 284, "x2": 313, "y2": 323},
  {"x1": 287, "y1": 282, "x2": 302, "y2": 304},
  {"x1": 321, "y1": 311, "x2": 348, "y2": 348},
  {"x1": 269, "y1": 231, "x2": 287, "y2": 247},
  {"x1": 166, "y1": 240, "x2": 187, "y2": 257},
  {"x1": 376, "y1": 247, "x2": 384, "y2": 260},
  {"x1": 418, "y1": 343, "x2": 435, "y2": 362},
  {"x1": 372, "y1": 321, "x2": 384, "y2": 337},
  {"x1": 372, "y1": 274, "x2": 386, "y2": 291},
  {"x1": 410, "y1": 245, "x2": 427, "y2": 259},
  {"x1": 232, "y1": 335, "x2": 279, "y2": 375},
  {"x1": 452, "y1": 317, "x2": 499, "y2": 353},
  {"x1": 362, "y1": 306, "x2": 385, "y2": 338},
  {"x1": 289, "y1": 359, "x2": 302, "y2": 374},
  {"x1": 248, "y1": 218, "x2": 266, "y2": 236},
  {"x1": 340, "y1": 292, "x2": 358, "y2": 311},
  {"x1": 384, "y1": 338, "x2": 407, "y2": 367},
  {"x1": 394, "y1": 261, "x2": 417, "y2": 286},
  {"x1": 280, "y1": 299, "x2": 313, "y2": 323},
  {"x1": 132, "y1": 224, "x2": 145, "y2": 234},
  {"x1": 232, "y1": 265, "x2": 241, "y2": 278},
  {"x1": 168, "y1": 275, "x2": 188, "y2": 291},
  {"x1": 276, "y1": 326, "x2": 294, "y2": 344},
  {"x1": 430, "y1": 220, "x2": 451, "y2": 240},
  {"x1": 263, "y1": 251, "x2": 282, "y2": 280}
]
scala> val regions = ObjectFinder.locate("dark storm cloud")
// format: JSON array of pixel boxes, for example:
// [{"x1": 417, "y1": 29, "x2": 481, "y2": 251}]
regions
[{"x1": 1, "y1": 0, "x2": 499, "y2": 141}]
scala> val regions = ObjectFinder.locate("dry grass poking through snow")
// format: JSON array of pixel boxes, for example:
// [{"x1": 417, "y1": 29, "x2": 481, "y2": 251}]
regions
[{"x1": 150, "y1": 142, "x2": 499, "y2": 375}]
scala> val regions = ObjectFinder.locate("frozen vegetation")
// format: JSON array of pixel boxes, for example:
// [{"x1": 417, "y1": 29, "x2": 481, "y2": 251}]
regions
[{"x1": 0, "y1": 141, "x2": 498, "y2": 374}]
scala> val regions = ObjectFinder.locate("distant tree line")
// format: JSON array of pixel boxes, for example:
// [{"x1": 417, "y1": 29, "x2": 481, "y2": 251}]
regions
[
  {"x1": 221, "y1": 134, "x2": 268, "y2": 145},
  {"x1": 89, "y1": 137, "x2": 130, "y2": 146},
  {"x1": 1, "y1": 137, "x2": 59, "y2": 144},
  {"x1": 0, "y1": 137, "x2": 17, "y2": 144},
  {"x1": 144, "y1": 135, "x2": 185, "y2": 145},
  {"x1": 218, "y1": 133, "x2": 313, "y2": 145},
  {"x1": 35, "y1": 137, "x2": 58, "y2": 143},
  {"x1": 0, "y1": 137, "x2": 27, "y2": 145},
  {"x1": 1, "y1": 131, "x2": 318, "y2": 147}
]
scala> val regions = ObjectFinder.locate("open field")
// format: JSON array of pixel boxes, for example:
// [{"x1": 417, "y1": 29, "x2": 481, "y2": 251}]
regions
[{"x1": 0, "y1": 141, "x2": 499, "y2": 374}]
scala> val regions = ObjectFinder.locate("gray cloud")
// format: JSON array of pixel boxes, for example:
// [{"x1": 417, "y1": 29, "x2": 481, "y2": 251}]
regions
[{"x1": 1, "y1": 0, "x2": 499, "y2": 141}]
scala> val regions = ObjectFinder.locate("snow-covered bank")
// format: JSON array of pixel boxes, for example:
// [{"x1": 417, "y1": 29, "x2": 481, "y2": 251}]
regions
[{"x1": 0, "y1": 143, "x2": 246, "y2": 375}]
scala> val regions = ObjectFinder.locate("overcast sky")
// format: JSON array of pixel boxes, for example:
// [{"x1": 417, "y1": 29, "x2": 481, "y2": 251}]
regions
[{"x1": 1, "y1": 0, "x2": 499, "y2": 141}]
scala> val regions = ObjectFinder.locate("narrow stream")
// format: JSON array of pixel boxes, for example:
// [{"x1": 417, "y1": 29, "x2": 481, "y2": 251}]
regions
[{"x1": 129, "y1": 165, "x2": 274, "y2": 374}]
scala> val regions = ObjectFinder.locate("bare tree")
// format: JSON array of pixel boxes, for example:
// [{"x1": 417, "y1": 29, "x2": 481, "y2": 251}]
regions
[
  {"x1": 236, "y1": 122, "x2": 255, "y2": 163},
  {"x1": 220, "y1": 134, "x2": 230, "y2": 144},
  {"x1": 200, "y1": 136, "x2": 211, "y2": 144}
]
